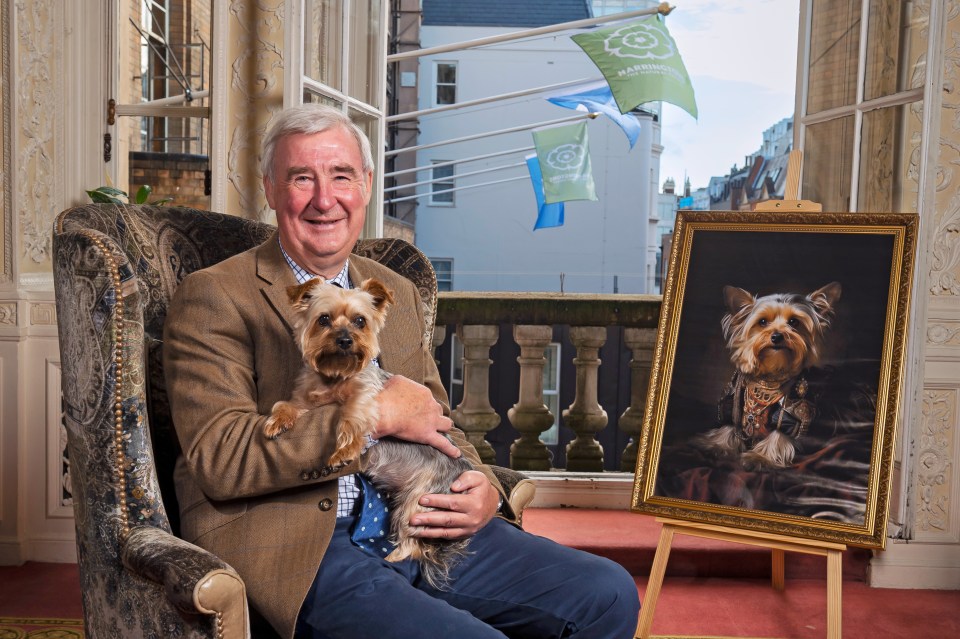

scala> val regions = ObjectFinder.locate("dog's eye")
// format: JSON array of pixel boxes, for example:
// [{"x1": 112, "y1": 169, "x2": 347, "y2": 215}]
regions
[
  {"x1": 787, "y1": 317, "x2": 800, "y2": 327},
  {"x1": 317, "y1": 314, "x2": 331, "y2": 327},
  {"x1": 353, "y1": 316, "x2": 366, "y2": 329},
  {"x1": 758, "y1": 318, "x2": 768, "y2": 327}
]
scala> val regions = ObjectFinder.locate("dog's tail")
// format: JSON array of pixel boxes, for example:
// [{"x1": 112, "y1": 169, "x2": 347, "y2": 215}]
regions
[{"x1": 418, "y1": 539, "x2": 471, "y2": 590}]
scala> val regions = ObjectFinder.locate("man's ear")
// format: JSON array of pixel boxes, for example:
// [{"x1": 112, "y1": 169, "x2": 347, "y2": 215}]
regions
[{"x1": 263, "y1": 174, "x2": 277, "y2": 210}]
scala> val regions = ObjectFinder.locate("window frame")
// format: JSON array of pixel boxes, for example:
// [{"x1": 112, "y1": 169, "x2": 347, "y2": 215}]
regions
[
  {"x1": 429, "y1": 160, "x2": 456, "y2": 206},
  {"x1": 434, "y1": 61, "x2": 458, "y2": 106}
]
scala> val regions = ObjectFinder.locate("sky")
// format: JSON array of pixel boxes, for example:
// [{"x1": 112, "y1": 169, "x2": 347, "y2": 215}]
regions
[{"x1": 658, "y1": 0, "x2": 801, "y2": 191}]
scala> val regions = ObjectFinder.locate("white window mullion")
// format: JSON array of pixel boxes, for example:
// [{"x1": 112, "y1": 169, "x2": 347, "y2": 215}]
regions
[{"x1": 284, "y1": 0, "x2": 305, "y2": 108}]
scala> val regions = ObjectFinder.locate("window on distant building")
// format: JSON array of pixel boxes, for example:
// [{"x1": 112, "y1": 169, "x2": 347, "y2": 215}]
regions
[
  {"x1": 430, "y1": 161, "x2": 455, "y2": 205},
  {"x1": 540, "y1": 343, "x2": 562, "y2": 446},
  {"x1": 435, "y1": 62, "x2": 457, "y2": 105},
  {"x1": 798, "y1": 0, "x2": 925, "y2": 213},
  {"x1": 431, "y1": 258, "x2": 453, "y2": 292}
]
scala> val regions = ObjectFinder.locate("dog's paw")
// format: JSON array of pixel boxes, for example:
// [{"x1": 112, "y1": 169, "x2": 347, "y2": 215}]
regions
[{"x1": 263, "y1": 416, "x2": 291, "y2": 439}]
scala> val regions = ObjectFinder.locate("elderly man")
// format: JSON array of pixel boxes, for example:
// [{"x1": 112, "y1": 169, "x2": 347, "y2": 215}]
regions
[{"x1": 164, "y1": 103, "x2": 640, "y2": 639}]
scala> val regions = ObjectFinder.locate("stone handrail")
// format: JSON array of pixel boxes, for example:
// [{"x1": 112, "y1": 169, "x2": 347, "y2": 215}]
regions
[{"x1": 434, "y1": 292, "x2": 662, "y2": 473}]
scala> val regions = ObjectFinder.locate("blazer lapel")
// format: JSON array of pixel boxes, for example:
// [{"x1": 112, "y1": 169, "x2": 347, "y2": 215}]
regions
[
  {"x1": 257, "y1": 232, "x2": 299, "y2": 333},
  {"x1": 350, "y1": 258, "x2": 405, "y2": 371}
]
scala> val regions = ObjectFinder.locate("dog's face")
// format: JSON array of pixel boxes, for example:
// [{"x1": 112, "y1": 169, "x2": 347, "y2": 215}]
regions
[
  {"x1": 286, "y1": 278, "x2": 394, "y2": 379},
  {"x1": 721, "y1": 282, "x2": 841, "y2": 380}
]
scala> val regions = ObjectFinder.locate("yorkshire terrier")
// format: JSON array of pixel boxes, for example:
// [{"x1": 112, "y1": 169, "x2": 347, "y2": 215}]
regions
[
  {"x1": 263, "y1": 278, "x2": 474, "y2": 588},
  {"x1": 694, "y1": 282, "x2": 842, "y2": 470}
]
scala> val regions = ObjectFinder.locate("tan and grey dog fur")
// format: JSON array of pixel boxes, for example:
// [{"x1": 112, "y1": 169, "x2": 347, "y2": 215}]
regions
[
  {"x1": 264, "y1": 278, "x2": 473, "y2": 588},
  {"x1": 695, "y1": 282, "x2": 842, "y2": 470}
]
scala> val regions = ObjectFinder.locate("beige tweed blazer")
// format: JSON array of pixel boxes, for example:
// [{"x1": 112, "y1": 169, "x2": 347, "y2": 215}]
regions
[{"x1": 163, "y1": 232, "x2": 503, "y2": 638}]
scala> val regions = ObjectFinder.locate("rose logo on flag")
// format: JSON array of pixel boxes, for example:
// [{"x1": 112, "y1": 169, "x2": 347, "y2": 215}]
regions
[
  {"x1": 545, "y1": 143, "x2": 587, "y2": 171},
  {"x1": 603, "y1": 22, "x2": 675, "y2": 60}
]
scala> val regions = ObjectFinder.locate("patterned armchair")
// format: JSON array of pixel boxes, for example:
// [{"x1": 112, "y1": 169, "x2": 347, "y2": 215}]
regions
[{"x1": 52, "y1": 204, "x2": 535, "y2": 639}]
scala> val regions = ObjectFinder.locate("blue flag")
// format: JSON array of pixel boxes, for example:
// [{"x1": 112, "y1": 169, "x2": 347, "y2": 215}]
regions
[
  {"x1": 547, "y1": 82, "x2": 642, "y2": 148},
  {"x1": 526, "y1": 154, "x2": 565, "y2": 230}
]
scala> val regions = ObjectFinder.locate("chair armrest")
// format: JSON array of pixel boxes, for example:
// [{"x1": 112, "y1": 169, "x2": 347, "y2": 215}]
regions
[
  {"x1": 490, "y1": 466, "x2": 536, "y2": 524},
  {"x1": 122, "y1": 526, "x2": 250, "y2": 638}
]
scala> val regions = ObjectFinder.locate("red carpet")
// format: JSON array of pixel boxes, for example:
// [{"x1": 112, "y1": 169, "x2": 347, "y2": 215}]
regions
[
  {"x1": 525, "y1": 508, "x2": 960, "y2": 638},
  {"x1": 2, "y1": 510, "x2": 959, "y2": 638}
]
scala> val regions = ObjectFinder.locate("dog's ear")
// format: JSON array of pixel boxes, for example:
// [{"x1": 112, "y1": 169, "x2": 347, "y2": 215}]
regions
[
  {"x1": 808, "y1": 281, "x2": 841, "y2": 317},
  {"x1": 360, "y1": 278, "x2": 395, "y2": 312},
  {"x1": 286, "y1": 279, "x2": 322, "y2": 308},
  {"x1": 722, "y1": 286, "x2": 755, "y2": 313}
]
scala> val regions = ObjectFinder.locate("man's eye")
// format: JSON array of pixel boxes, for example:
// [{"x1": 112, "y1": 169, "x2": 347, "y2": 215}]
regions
[
  {"x1": 354, "y1": 316, "x2": 366, "y2": 329},
  {"x1": 318, "y1": 314, "x2": 331, "y2": 327}
]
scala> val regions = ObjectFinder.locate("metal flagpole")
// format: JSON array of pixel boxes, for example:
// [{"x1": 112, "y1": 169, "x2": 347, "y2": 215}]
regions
[
  {"x1": 385, "y1": 175, "x2": 529, "y2": 205},
  {"x1": 383, "y1": 146, "x2": 534, "y2": 179},
  {"x1": 384, "y1": 161, "x2": 527, "y2": 193},
  {"x1": 385, "y1": 112, "x2": 598, "y2": 157}
]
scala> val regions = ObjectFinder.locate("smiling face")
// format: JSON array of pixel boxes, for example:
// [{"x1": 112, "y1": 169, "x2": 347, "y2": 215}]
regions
[{"x1": 264, "y1": 126, "x2": 373, "y2": 279}]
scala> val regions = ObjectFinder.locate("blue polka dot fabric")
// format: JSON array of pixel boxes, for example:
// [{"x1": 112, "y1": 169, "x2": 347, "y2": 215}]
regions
[{"x1": 350, "y1": 473, "x2": 393, "y2": 558}]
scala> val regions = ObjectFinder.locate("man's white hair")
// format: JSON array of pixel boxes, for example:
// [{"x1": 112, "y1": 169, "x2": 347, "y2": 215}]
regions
[{"x1": 260, "y1": 104, "x2": 375, "y2": 181}]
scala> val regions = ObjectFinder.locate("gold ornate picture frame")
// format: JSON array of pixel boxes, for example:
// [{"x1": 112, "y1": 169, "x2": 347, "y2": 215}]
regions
[{"x1": 632, "y1": 210, "x2": 918, "y2": 548}]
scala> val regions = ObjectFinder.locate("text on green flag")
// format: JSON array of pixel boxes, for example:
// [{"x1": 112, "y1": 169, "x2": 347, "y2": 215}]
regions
[{"x1": 571, "y1": 16, "x2": 698, "y2": 119}]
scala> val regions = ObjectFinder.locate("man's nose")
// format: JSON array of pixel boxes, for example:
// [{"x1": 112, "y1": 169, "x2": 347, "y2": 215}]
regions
[{"x1": 310, "y1": 178, "x2": 337, "y2": 210}]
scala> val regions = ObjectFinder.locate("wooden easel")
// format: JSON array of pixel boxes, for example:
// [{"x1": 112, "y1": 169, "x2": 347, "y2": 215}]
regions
[
  {"x1": 636, "y1": 153, "x2": 846, "y2": 638},
  {"x1": 634, "y1": 517, "x2": 847, "y2": 639}
]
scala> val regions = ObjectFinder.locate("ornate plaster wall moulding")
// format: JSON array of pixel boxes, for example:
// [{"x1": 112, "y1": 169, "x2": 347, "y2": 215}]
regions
[
  {"x1": 0, "y1": 301, "x2": 15, "y2": 325},
  {"x1": 227, "y1": 0, "x2": 283, "y2": 220},
  {"x1": 14, "y1": 0, "x2": 63, "y2": 269},
  {"x1": 915, "y1": 388, "x2": 958, "y2": 538},
  {"x1": 29, "y1": 301, "x2": 56, "y2": 326}
]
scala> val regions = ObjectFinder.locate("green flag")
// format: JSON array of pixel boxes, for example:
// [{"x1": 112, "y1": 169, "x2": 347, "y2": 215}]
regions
[
  {"x1": 532, "y1": 121, "x2": 598, "y2": 205},
  {"x1": 572, "y1": 16, "x2": 698, "y2": 119}
]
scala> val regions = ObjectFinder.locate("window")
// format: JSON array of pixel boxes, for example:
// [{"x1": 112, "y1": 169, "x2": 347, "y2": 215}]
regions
[
  {"x1": 435, "y1": 62, "x2": 457, "y2": 105},
  {"x1": 431, "y1": 258, "x2": 454, "y2": 292},
  {"x1": 430, "y1": 161, "x2": 455, "y2": 205},
  {"x1": 540, "y1": 343, "x2": 562, "y2": 446},
  {"x1": 798, "y1": 0, "x2": 925, "y2": 213}
]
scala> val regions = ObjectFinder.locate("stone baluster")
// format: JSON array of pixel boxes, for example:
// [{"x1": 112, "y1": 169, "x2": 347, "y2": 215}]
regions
[
  {"x1": 451, "y1": 325, "x2": 500, "y2": 465},
  {"x1": 508, "y1": 325, "x2": 555, "y2": 471},
  {"x1": 431, "y1": 325, "x2": 447, "y2": 366},
  {"x1": 562, "y1": 326, "x2": 608, "y2": 472},
  {"x1": 618, "y1": 328, "x2": 657, "y2": 472}
]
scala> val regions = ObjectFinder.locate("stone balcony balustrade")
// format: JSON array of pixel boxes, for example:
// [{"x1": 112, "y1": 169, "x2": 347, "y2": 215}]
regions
[{"x1": 434, "y1": 291, "x2": 662, "y2": 478}]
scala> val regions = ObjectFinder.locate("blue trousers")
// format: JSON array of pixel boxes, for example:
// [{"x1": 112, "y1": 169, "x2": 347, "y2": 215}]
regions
[{"x1": 295, "y1": 517, "x2": 640, "y2": 638}]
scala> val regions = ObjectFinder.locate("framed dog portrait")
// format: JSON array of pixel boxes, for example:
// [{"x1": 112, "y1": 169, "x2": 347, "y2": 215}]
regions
[{"x1": 632, "y1": 210, "x2": 918, "y2": 549}]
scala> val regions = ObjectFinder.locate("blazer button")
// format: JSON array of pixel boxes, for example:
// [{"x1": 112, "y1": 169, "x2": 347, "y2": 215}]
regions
[
  {"x1": 318, "y1": 498, "x2": 334, "y2": 511},
  {"x1": 300, "y1": 471, "x2": 310, "y2": 481},
  {"x1": 311, "y1": 470, "x2": 321, "y2": 479}
]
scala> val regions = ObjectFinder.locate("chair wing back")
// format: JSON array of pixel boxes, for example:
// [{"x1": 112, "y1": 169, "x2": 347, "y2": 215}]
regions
[
  {"x1": 53, "y1": 203, "x2": 274, "y2": 637},
  {"x1": 352, "y1": 237, "x2": 439, "y2": 347}
]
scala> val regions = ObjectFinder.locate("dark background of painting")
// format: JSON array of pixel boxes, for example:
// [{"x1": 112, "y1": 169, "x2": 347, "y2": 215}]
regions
[{"x1": 657, "y1": 229, "x2": 896, "y2": 449}]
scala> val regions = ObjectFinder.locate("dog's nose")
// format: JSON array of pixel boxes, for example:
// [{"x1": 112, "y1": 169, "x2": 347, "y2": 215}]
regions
[
  {"x1": 336, "y1": 330, "x2": 353, "y2": 351},
  {"x1": 770, "y1": 332, "x2": 783, "y2": 344}
]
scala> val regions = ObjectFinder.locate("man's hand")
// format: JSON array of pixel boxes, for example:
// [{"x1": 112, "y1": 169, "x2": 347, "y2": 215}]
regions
[
  {"x1": 374, "y1": 375, "x2": 460, "y2": 458},
  {"x1": 409, "y1": 470, "x2": 499, "y2": 539}
]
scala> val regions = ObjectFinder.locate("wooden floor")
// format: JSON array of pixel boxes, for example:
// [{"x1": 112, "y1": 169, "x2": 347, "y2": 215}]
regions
[{"x1": 1, "y1": 508, "x2": 958, "y2": 638}]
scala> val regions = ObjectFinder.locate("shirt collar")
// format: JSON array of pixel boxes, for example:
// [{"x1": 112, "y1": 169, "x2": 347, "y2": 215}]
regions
[{"x1": 278, "y1": 238, "x2": 351, "y2": 288}]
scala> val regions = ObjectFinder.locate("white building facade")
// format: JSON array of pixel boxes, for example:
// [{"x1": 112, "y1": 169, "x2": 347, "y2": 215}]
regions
[{"x1": 409, "y1": 2, "x2": 663, "y2": 294}]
